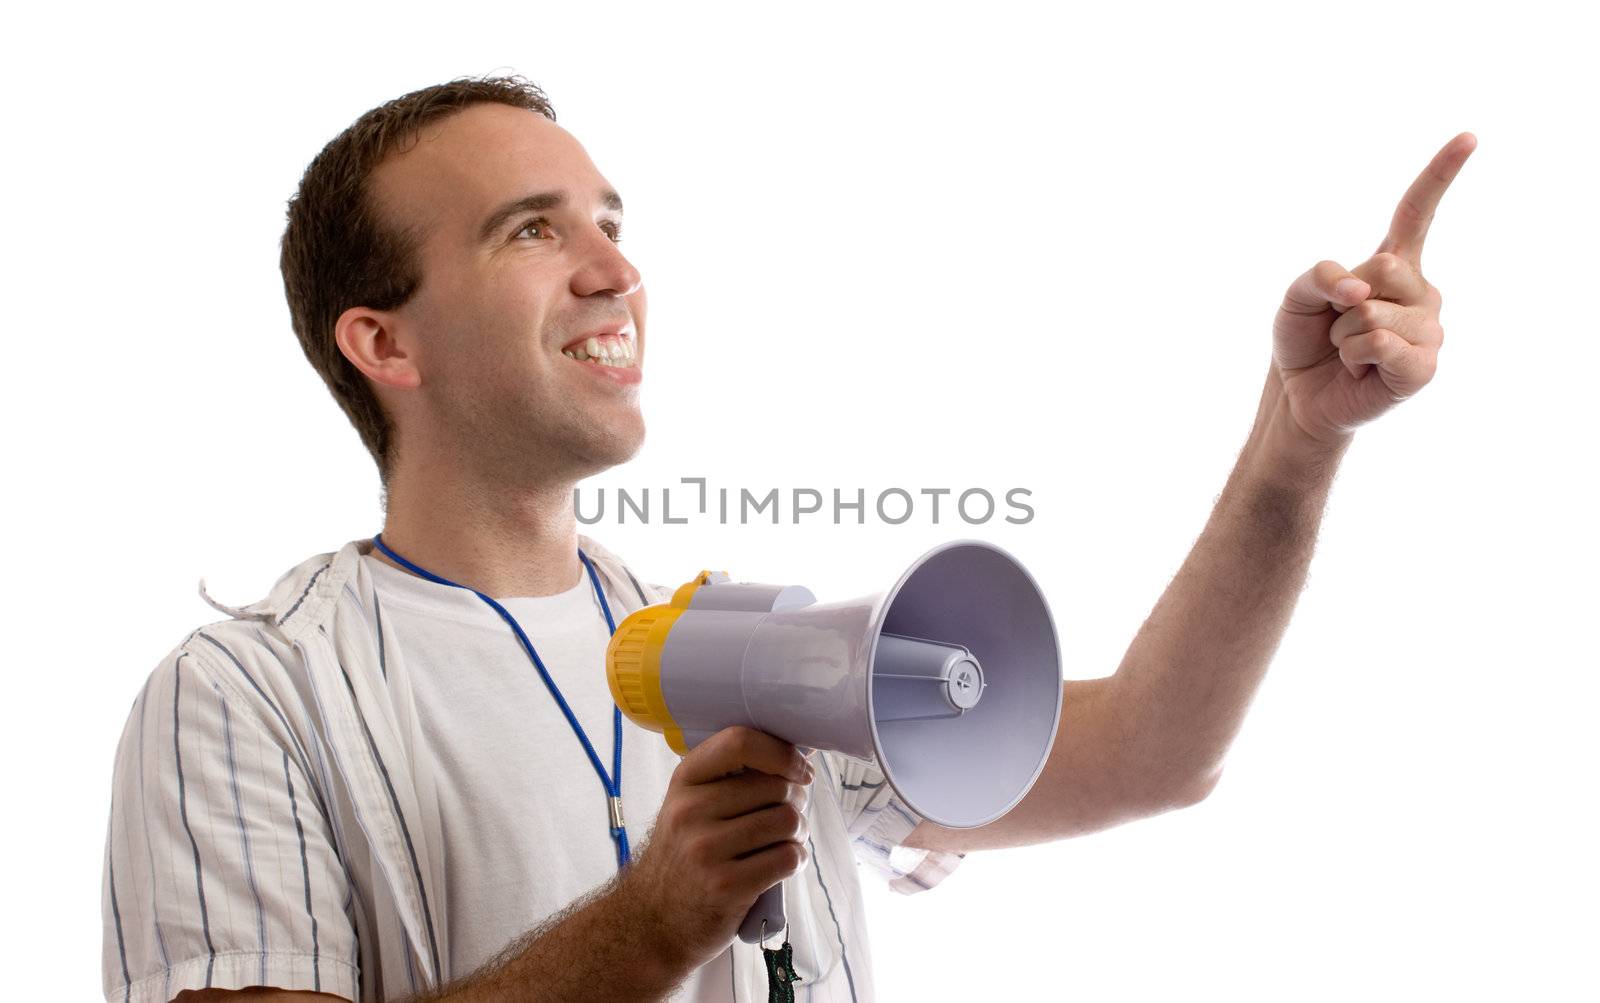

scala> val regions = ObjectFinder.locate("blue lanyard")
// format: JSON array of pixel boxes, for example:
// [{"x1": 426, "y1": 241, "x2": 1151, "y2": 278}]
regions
[{"x1": 370, "y1": 534, "x2": 632, "y2": 870}]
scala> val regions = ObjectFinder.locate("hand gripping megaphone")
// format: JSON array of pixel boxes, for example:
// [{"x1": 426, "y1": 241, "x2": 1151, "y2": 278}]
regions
[{"x1": 605, "y1": 539, "x2": 1062, "y2": 944}]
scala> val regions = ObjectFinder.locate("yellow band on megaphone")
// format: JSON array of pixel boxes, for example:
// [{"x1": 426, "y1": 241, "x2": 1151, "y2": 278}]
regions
[{"x1": 605, "y1": 569, "x2": 723, "y2": 755}]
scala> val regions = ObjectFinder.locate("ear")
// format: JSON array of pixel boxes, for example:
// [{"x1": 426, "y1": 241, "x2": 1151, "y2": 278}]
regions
[{"x1": 335, "y1": 306, "x2": 422, "y2": 390}]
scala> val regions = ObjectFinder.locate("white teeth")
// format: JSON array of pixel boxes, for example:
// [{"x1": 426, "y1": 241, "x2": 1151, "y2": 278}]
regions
[{"x1": 565, "y1": 335, "x2": 636, "y2": 367}]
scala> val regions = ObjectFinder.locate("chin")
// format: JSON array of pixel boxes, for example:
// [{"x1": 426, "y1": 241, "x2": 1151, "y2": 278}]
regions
[{"x1": 584, "y1": 414, "x2": 647, "y2": 469}]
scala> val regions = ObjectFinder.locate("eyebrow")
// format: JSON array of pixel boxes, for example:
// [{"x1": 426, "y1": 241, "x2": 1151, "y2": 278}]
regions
[{"x1": 477, "y1": 188, "x2": 624, "y2": 243}]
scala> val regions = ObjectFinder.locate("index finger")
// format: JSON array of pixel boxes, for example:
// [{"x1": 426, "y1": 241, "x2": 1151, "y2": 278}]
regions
[
  {"x1": 1377, "y1": 131, "x2": 1478, "y2": 266},
  {"x1": 677, "y1": 726, "x2": 810, "y2": 786}
]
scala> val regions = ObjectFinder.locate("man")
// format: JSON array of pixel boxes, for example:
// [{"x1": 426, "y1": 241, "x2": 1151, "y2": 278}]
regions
[{"x1": 100, "y1": 74, "x2": 1474, "y2": 1002}]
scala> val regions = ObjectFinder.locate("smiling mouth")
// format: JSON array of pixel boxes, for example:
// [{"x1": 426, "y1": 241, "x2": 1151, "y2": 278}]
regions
[{"x1": 562, "y1": 333, "x2": 637, "y2": 369}]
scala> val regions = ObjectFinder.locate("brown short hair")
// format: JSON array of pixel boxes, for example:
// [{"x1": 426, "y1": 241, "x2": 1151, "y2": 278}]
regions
[{"x1": 279, "y1": 75, "x2": 558, "y2": 486}]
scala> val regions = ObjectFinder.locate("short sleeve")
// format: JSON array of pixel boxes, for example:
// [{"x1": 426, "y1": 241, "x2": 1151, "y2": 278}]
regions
[
  {"x1": 818, "y1": 749, "x2": 964, "y2": 895},
  {"x1": 102, "y1": 641, "x2": 360, "y2": 1003}
]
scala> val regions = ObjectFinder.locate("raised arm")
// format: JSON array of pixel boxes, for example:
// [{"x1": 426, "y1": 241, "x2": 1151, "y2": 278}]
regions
[{"x1": 907, "y1": 132, "x2": 1478, "y2": 853}]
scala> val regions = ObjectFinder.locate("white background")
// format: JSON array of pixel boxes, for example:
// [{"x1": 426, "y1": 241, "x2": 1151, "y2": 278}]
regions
[{"x1": 4, "y1": 1, "x2": 1596, "y2": 1000}]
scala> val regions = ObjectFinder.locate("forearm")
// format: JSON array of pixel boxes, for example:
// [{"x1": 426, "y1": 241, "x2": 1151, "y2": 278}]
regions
[
  {"x1": 401, "y1": 869, "x2": 694, "y2": 1003},
  {"x1": 1107, "y1": 364, "x2": 1351, "y2": 808}
]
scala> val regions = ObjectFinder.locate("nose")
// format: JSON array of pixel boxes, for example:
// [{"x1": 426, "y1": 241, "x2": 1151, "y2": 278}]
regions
[{"x1": 571, "y1": 222, "x2": 643, "y2": 299}]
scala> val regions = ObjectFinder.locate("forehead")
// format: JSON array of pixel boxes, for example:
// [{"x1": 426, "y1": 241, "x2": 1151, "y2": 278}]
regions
[{"x1": 369, "y1": 102, "x2": 610, "y2": 248}]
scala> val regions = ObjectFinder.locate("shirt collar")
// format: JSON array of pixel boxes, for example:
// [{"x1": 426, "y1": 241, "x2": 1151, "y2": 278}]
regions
[{"x1": 196, "y1": 539, "x2": 362, "y2": 641}]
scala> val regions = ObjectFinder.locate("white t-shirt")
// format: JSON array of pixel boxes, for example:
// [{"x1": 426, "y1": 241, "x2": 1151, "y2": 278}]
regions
[
  {"x1": 366, "y1": 552, "x2": 862, "y2": 1001},
  {"x1": 363, "y1": 553, "x2": 681, "y2": 979}
]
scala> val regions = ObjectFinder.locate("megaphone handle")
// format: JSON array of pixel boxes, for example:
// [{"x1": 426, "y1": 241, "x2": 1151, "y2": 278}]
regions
[{"x1": 737, "y1": 882, "x2": 786, "y2": 945}]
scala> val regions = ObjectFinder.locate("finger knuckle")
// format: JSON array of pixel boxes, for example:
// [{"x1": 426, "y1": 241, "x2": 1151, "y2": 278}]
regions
[
  {"x1": 762, "y1": 843, "x2": 797, "y2": 877},
  {"x1": 760, "y1": 776, "x2": 793, "y2": 804},
  {"x1": 780, "y1": 842, "x2": 807, "y2": 875},
  {"x1": 1353, "y1": 301, "x2": 1384, "y2": 327},
  {"x1": 732, "y1": 726, "x2": 762, "y2": 758},
  {"x1": 1371, "y1": 251, "x2": 1404, "y2": 277},
  {"x1": 775, "y1": 802, "x2": 804, "y2": 834}
]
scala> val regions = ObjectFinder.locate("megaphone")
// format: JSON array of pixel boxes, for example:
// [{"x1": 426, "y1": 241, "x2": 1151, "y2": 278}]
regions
[{"x1": 605, "y1": 539, "x2": 1062, "y2": 944}]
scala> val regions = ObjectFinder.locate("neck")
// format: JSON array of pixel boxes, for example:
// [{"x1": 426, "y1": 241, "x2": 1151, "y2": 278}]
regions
[{"x1": 373, "y1": 460, "x2": 584, "y2": 601}]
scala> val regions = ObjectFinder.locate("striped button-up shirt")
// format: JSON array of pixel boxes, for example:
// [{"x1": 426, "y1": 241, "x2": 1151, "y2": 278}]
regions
[{"x1": 101, "y1": 535, "x2": 963, "y2": 1002}]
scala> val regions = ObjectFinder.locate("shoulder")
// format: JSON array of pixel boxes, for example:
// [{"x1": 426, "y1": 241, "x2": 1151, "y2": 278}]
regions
[
  {"x1": 152, "y1": 538, "x2": 376, "y2": 708},
  {"x1": 118, "y1": 618, "x2": 313, "y2": 744},
  {"x1": 106, "y1": 617, "x2": 321, "y2": 813},
  {"x1": 183, "y1": 617, "x2": 300, "y2": 691},
  {"x1": 117, "y1": 541, "x2": 342, "y2": 760}
]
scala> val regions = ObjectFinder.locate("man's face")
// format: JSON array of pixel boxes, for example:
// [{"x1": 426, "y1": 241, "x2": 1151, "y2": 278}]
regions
[{"x1": 368, "y1": 102, "x2": 646, "y2": 481}]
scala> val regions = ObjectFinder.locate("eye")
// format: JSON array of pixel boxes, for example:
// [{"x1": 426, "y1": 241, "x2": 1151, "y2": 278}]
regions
[
  {"x1": 513, "y1": 216, "x2": 553, "y2": 241},
  {"x1": 512, "y1": 217, "x2": 624, "y2": 244}
]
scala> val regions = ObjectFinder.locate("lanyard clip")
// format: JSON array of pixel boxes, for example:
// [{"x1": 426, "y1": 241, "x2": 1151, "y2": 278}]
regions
[{"x1": 608, "y1": 796, "x2": 626, "y2": 831}]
